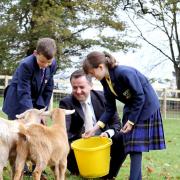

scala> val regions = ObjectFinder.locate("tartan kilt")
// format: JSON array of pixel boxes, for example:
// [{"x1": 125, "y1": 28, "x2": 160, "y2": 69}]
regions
[{"x1": 122, "y1": 108, "x2": 166, "y2": 154}]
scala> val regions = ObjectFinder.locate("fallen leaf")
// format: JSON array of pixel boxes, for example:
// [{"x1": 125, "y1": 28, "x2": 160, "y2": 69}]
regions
[{"x1": 146, "y1": 166, "x2": 154, "y2": 173}]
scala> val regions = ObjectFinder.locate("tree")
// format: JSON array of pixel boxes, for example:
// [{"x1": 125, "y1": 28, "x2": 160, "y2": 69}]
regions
[
  {"x1": 0, "y1": 0, "x2": 137, "y2": 74},
  {"x1": 122, "y1": 0, "x2": 180, "y2": 90}
]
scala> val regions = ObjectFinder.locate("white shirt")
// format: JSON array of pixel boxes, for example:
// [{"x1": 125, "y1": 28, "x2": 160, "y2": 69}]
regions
[{"x1": 80, "y1": 95, "x2": 115, "y2": 137}]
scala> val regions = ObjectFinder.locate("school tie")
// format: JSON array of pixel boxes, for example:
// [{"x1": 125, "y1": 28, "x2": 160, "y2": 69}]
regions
[
  {"x1": 105, "y1": 76, "x2": 117, "y2": 96},
  {"x1": 83, "y1": 102, "x2": 94, "y2": 132},
  {"x1": 41, "y1": 68, "x2": 45, "y2": 83}
]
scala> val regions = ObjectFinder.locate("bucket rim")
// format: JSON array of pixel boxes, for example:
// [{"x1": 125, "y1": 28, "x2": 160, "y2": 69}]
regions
[{"x1": 71, "y1": 136, "x2": 112, "y2": 152}]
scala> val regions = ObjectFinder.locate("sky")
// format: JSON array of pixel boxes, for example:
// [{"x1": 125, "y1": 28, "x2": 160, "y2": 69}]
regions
[
  {"x1": 84, "y1": 10, "x2": 176, "y2": 81},
  {"x1": 114, "y1": 11, "x2": 175, "y2": 81},
  {"x1": 58, "y1": 8, "x2": 176, "y2": 90},
  {"x1": 112, "y1": 46, "x2": 174, "y2": 80}
]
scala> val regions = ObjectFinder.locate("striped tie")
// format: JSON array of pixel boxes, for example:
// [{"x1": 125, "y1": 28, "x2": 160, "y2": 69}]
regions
[
  {"x1": 105, "y1": 76, "x2": 117, "y2": 96},
  {"x1": 41, "y1": 68, "x2": 45, "y2": 83},
  {"x1": 83, "y1": 102, "x2": 94, "y2": 132}
]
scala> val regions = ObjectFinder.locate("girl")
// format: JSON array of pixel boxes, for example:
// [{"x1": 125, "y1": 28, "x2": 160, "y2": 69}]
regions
[{"x1": 82, "y1": 51, "x2": 166, "y2": 180}]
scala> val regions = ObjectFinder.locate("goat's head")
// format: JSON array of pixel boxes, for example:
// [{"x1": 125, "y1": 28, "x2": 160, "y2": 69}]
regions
[
  {"x1": 16, "y1": 107, "x2": 47, "y2": 124},
  {"x1": 43, "y1": 108, "x2": 75, "y2": 124}
]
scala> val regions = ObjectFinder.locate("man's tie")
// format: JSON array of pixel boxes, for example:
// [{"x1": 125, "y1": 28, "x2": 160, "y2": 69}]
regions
[{"x1": 83, "y1": 102, "x2": 94, "y2": 132}]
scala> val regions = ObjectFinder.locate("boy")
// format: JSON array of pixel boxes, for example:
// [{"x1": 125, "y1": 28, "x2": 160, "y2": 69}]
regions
[{"x1": 3, "y1": 37, "x2": 57, "y2": 120}]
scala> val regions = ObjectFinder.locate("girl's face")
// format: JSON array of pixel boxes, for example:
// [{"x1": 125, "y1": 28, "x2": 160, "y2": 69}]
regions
[{"x1": 88, "y1": 64, "x2": 107, "y2": 80}]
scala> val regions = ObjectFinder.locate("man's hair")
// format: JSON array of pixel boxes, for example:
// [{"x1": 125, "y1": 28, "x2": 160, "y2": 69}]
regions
[
  {"x1": 36, "y1": 37, "x2": 57, "y2": 59},
  {"x1": 70, "y1": 69, "x2": 92, "y2": 84}
]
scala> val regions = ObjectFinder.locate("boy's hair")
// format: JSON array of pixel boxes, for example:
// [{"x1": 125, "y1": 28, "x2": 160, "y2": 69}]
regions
[
  {"x1": 36, "y1": 37, "x2": 57, "y2": 59},
  {"x1": 70, "y1": 69, "x2": 92, "y2": 84}
]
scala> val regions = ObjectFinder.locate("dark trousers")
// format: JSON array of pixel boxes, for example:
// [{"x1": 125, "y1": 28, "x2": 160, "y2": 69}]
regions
[
  {"x1": 106, "y1": 132, "x2": 127, "y2": 178},
  {"x1": 67, "y1": 148, "x2": 80, "y2": 175}
]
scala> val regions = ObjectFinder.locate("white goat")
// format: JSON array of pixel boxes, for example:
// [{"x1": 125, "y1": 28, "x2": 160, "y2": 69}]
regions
[
  {"x1": 0, "y1": 108, "x2": 46, "y2": 180},
  {"x1": 14, "y1": 108, "x2": 75, "y2": 180}
]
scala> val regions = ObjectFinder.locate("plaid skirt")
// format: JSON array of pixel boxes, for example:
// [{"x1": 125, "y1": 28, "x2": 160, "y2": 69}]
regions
[{"x1": 122, "y1": 108, "x2": 166, "y2": 153}]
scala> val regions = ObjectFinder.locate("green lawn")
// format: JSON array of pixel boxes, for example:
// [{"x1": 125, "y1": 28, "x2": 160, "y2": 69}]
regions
[
  {"x1": 0, "y1": 97, "x2": 179, "y2": 179},
  {"x1": 2, "y1": 119, "x2": 180, "y2": 180}
]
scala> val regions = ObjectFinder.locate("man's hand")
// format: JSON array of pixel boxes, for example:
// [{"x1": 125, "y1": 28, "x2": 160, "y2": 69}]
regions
[{"x1": 82, "y1": 123, "x2": 100, "y2": 138}]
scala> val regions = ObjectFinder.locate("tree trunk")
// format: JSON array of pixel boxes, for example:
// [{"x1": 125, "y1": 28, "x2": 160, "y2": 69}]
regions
[
  {"x1": 174, "y1": 65, "x2": 180, "y2": 88},
  {"x1": 174, "y1": 64, "x2": 180, "y2": 98}
]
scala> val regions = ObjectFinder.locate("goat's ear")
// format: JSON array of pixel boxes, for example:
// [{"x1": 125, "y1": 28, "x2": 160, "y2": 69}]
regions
[
  {"x1": 16, "y1": 109, "x2": 32, "y2": 119},
  {"x1": 65, "y1": 109, "x2": 75, "y2": 115},
  {"x1": 16, "y1": 112, "x2": 25, "y2": 119}
]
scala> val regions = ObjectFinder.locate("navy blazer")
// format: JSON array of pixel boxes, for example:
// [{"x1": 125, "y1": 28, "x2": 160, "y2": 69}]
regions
[
  {"x1": 100, "y1": 65, "x2": 160, "y2": 124},
  {"x1": 2, "y1": 54, "x2": 57, "y2": 119},
  {"x1": 59, "y1": 90, "x2": 121, "y2": 142}
]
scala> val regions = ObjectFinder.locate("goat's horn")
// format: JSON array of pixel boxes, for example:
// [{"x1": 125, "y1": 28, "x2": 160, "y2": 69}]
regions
[
  {"x1": 41, "y1": 111, "x2": 51, "y2": 116},
  {"x1": 39, "y1": 107, "x2": 47, "y2": 114},
  {"x1": 65, "y1": 109, "x2": 75, "y2": 115}
]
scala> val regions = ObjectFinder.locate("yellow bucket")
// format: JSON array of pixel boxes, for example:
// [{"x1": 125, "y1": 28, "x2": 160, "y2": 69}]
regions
[{"x1": 71, "y1": 136, "x2": 112, "y2": 178}]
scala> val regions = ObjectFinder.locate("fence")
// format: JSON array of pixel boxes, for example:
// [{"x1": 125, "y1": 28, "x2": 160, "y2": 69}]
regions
[{"x1": 0, "y1": 75, "x2": 180, "y2": 120}]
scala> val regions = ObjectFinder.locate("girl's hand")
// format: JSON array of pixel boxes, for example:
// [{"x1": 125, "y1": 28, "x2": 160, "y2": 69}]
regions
[
  {"x1": 120, "y1": 121, "x2": 133, "y2": 133},
  {"x1": 100, "y1": 132, "x2": 108, "y2": 138}
]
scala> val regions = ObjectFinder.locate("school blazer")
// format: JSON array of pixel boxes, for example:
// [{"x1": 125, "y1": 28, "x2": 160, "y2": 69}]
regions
[
  {"x1": 100, "y1": 65, "x2": 160, "y2": 124},
  {"x1": 59, "y1": 90, "x2": 121, "y2": 142},
  {"x1": 2, "y1": 54, "x2": 57, "y2": 119}
]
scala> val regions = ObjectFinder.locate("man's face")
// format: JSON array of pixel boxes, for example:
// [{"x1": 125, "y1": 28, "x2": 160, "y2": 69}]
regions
[{"x1": 71, "y1": 76, "x2": 92, "y2": 102}]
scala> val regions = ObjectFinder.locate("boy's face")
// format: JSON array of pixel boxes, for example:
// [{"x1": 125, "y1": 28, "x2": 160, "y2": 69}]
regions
[{"x1": 35, "y1": 51, "x2": 53, "y2": 68}]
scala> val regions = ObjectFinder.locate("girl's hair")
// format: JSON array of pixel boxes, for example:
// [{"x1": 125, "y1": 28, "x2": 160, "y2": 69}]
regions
[
  {"x1": 83, "y1": 51, "x2": 116, "y2": 74},
  {"x1": 36, "y1": 37, "x2": 57, "y2": 60}
]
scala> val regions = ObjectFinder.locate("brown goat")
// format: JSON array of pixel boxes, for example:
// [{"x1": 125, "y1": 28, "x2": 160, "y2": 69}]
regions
[
  {"x1": 0, "y1": 108, "x2": 46, "y2": 180},
  {"x1": 14, "y1": 108, "x2": 75, "y2": 180}
]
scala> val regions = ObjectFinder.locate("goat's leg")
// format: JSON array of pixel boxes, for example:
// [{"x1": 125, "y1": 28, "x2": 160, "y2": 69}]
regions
[
  {"x1": 0, "y1": 147, "x2": 9, "y2": 180},
  {"x1": 59, "y1": 159, "x2": 67, "y2": 180},
  {"x1": 0, "y1": 166, "x2": 3, "y2": 180},
  {"x1": 13, "y1": 145, "x2": 27, "y2": 180},
  {"x1": 9, "y1": 156, "x2": 17, "y2": 180},
  {"x1": 32, "y1": 164, "x2": 45, "y2": 180},
  {"x1": 13, "y1": 159, "x2": 25, "y2": 180},
  {"x1": 0, "y1": 174, "x2": 3, "y2": 180},
  {"x1": 33, "y1": 171, "x2": 42, "y2": 180},
  {"x1": 0, "y1": 163, "x2": 5, "y2": 180},
  {"x1": 54, "y1": 164, "x2": 60, "y2": 180}
]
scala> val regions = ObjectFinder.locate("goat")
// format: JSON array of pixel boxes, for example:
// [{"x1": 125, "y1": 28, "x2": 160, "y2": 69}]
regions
[
  {"x1": 14, "y1": 108, "x2": 75, "y2": 180},
  {"x1": 0, "y1": 108, "x2": 46, "y2": 180}
]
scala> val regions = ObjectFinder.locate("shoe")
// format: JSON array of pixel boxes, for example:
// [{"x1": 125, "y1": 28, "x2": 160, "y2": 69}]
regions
[
  {"x1": 40, "y1": 171, "x2": 47, "y2": 180},
  {"x1": 70, "y1": 171, "x2": 79, "y2": 176},
  {"x1": 101, "y1": 175, "x2": 116, "y2": 180},
  {"x1": 24, "y1": 170, "x2": 32, "y2": 176}
]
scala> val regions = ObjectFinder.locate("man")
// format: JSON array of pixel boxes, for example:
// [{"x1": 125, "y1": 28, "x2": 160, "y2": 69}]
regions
[{"x1": 59, "y1": 70, "x2": 126, "y2": 179}]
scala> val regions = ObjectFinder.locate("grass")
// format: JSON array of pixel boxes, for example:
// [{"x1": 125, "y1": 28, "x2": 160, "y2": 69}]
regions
[
  {"x1": 0, "y1": 97, "x2": 179, "y2": 179},
  {"x1": 2, "y1": 119, "x2": 180, "y2": 180}
]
